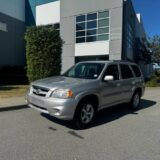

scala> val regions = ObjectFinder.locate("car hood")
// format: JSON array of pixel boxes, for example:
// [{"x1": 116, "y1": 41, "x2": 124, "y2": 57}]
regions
[{"x1": 31, "y1": 76, "x2": 91, "y2": 90}]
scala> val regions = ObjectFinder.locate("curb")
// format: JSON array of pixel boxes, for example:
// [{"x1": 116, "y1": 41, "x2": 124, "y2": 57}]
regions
[{"x1": 0, "y1": 96, "x2": 27, "y2": 109}]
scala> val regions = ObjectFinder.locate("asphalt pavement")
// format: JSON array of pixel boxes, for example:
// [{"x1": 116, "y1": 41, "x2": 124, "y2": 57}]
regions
[{"x1": 0, "y1": 88, "x2": 160, "y2": 160}]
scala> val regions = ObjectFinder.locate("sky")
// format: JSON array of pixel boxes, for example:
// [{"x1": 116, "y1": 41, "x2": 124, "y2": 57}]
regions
[{"x1": 132, "y1": 0, "x2": 160, "y2": 37}]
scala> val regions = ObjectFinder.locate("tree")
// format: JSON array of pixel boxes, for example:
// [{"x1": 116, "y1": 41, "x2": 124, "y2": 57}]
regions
[
  {"x1": 148, "y1": 35, "x2": 160, "y2": 63},
  {"x1": 25, "y1": 25, "x2": 63, "y2": 83}
]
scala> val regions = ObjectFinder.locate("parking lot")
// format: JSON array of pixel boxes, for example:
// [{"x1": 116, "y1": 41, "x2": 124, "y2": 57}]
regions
[{"x1": 0, "y1": 88, "x2": 160, "y2": 160}]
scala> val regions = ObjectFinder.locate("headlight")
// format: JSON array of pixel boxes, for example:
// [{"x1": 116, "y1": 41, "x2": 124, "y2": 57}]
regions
[{"x1": 50, "y1": 89, "x2": 73, "y2": 99}]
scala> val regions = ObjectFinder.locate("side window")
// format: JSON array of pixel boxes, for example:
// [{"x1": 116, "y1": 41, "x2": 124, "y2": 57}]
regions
[
  {"x1": 120, "y1": 64, "x2": 133, "y2": 79},
  {"x1": 131, "y1": 65, "x2": 142, "y2": 77},
  {"x1": 104, "y1": 64, "x2": 120, "y2": 80}
]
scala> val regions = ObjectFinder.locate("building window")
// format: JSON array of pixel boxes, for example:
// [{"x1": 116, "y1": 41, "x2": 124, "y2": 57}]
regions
[
  {"x1": 127, "y1": 23, "x2": 134, "y2": 49},
  {"x1": 75, "y1": 10, "x2": 110, "y2": 43},
  {"x1": 0, "y1": 22, "x2": 7, "y2": 32}
]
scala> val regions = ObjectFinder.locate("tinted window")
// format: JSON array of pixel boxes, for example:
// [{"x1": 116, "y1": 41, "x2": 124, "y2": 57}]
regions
[
  {"x1": 87, "y1": 13, "x2": 97, "y2": 20},
  {"x1": 76, "y1": 15, "x2": 85, "y2": 22},
  {"x1": 131, "y1": 65, "x2": 142, "y2": 77},
  {"x1": 87, "y1": 21, "x2": 97, "y2": 29},
  {"x1": 97, "y1": 34, "x2": 109, "y2": 41},
  {"x1": 98, "y1": 27, "x2": 109, "y2": 34},
  {"x1": 98, "y1": 19, "x2": 109, "y2": 27},
  {"x1": 87, "y1": 29, "x2": 97, "y2": 36},
  {"x1": 104, "y1": 65, "x2": 119, "y2": 80},
  {"x1": 120, "y1": 64, "x2": 133, "y2": 79},
  {"x1": 86, "y1": 36, "x2": 97, "y2": 42},
  {"x1": 75, "y1": 10, "x2": 110, "y2": 44},
  {"x1": 76, "y1": 37, "x2": 85, "y2": 43},
  {"x1": 76, "y1": 23, "x2": 85, "y2": 31},
  {"x1": 98, "y1": 11, "x2": 109, "y2": 19},
  {"x1": 76, "y1": 31, "x2": 85, "y2": 37}
]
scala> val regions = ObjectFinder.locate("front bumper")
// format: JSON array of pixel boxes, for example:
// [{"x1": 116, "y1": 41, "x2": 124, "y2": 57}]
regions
[{"x1": 27, "y1": 94, "x2": 77, "y2": 120}]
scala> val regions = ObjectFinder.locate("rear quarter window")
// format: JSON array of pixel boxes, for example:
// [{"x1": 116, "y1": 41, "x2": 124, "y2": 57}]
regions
[
  {"x1": 120, "y1": 64, "x2": 134, "y2": 79},
  {"x1": 131, "y1": 65, "x2": 142, "y2": 77}
]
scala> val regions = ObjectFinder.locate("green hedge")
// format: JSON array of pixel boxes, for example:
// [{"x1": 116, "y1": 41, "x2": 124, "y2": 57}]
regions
[
  {"x1": 25, "y1": 26, "x2": 63, "y2": 83},
  {"x1": 145, "y1": 75, "x2": 160, "y2": 87}
]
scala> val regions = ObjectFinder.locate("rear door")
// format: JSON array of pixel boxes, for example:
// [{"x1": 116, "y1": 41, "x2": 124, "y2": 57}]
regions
[{"x1": 119, "y1": 64, "x2": 135, "y2": 101}]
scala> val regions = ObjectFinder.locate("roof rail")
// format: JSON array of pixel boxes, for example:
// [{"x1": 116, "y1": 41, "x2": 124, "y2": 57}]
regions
[{"x1": 112, "y1": 60, "x2": 133, "y2": 62}]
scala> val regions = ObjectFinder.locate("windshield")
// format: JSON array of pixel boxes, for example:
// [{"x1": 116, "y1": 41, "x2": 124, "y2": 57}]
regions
[{"x1": 63, "y1": 63, "x2": 105, "y2": 79}]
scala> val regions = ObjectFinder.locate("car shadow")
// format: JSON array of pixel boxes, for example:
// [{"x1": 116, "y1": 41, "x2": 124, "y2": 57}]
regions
[
  {"x1": 41, "y1": 99, "x2": 156, "y2": 130},
  {"x1": 92, "y1": 99, "x2": 156, "y2": 128},
  {"x1": 0, "y1": 105, "x2": 28, "y2": 112}
]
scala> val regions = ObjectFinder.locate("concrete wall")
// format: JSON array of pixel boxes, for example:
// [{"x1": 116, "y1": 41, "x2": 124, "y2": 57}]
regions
[
  {"x1": 109, "y1": 4, "x2": 123, "y2": 60},
  {"x1": 60, "y1": 0, "x2": 123, "y2": 72},
  {"x1": 36, "y1": 1, "x2": 60, "y2": 26},
  {"x1": 26, "y1": 0, "x2": 59, "y2": 25}
]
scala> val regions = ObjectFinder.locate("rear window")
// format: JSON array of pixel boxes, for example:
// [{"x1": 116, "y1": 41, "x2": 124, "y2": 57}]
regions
[
  {"x1": 131, "y1": 65, "x2": 142, "y2": 77},
  {"x1": 120, "y1": 64, "x2": 133, "y2": 79}
]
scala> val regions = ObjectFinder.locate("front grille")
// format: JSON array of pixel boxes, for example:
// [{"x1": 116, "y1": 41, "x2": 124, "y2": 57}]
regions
[{"x1": 32, "y1": 85, "x2": 49, "y2": 97}]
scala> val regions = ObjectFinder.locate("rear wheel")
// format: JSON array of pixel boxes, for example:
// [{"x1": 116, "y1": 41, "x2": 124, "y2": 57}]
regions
[
  {"x1": 130, "y1": 91, "x2": 140, "y2": 110},
  {"x1": 74, "y1": 100, "x2": 96, "y2": 129}
]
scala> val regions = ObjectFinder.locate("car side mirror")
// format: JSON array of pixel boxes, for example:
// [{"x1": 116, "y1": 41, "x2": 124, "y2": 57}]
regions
[{"x1": 104, "y1": 75, "x2": 114, "y2": 82}]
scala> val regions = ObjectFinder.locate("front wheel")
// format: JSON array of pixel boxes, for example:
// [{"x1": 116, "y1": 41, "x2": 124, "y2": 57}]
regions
[
  {"x1": 74, "y1": 101, "x2": 96, "y2": 129},
  {"x1": 130, "y1": 92, "x2": 140, "y2": 110}
]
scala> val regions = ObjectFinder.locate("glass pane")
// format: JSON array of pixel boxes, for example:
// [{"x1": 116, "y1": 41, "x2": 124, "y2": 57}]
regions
[
  {"x1": 87, "y1": 21, "x2": 97, "y2": 29},
  {"x1": 76, "y1": 31, "x2": 85, "y2": 37},
  {"x1": 87, "y1": 13, "x2": 97, "y2": 20},
  {"x1": 105, "y1": 65, "x2": 119, "y2": 80},
  {"x1": 97, "y1": 34, "x2": 109, "y2": 41},
  {"x1": 98, "y1": 27, "x2": 109, "y2": 34},
  {"x1": 86, "y1": 36, "x2": 97, "y2": 42},
  {"x1": 120, "y1": 64, "x2": 133, "y2": 79},
  {"x1": 131, "y1": 65, "x2": 142, "y2": 77},
  {"x1": 76, "y1": 15, "x2": 85, "y2": 22},
  {"x1": 98, "y1": 11, "x2": 109, "y2": 19},
  {"x1": 76, "y1": 23, "x2": 85, "y2": 31},
  {"x1": 98, "y1": 19, "x2": 109, "y2": 27},
  {"x1": 76, "y1": 37, "x2": 85, "y2": 43},
  {"x1": 87, "y1": 29, "x2": 97, "y2": 36}
]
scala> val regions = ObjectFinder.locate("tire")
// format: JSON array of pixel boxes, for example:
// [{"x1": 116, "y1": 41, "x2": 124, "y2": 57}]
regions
[
  {"x1": 74, "y1": 100, "x2": 97, "y2": 129},
  {"x1": 130, "y1": 91, "x2": 141, "y2": 110}
]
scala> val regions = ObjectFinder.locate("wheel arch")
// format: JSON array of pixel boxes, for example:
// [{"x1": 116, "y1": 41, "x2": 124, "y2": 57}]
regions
[
  {"x1": 74, "y1": 93, "x2": 100, "y2": 116},
  {"x1": 134, "y1": 88, "x2": 142, "y2": 97}
]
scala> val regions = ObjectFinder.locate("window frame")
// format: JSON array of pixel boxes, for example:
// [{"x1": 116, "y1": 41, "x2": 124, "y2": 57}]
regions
[{"x1": 75, "y1": 10, "x2": 110, "y2": 44}]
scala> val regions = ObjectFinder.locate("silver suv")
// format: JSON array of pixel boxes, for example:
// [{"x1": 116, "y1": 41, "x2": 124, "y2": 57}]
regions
[{"x1": 27, "y1": 61, "x2": 145, "y2": 128}]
